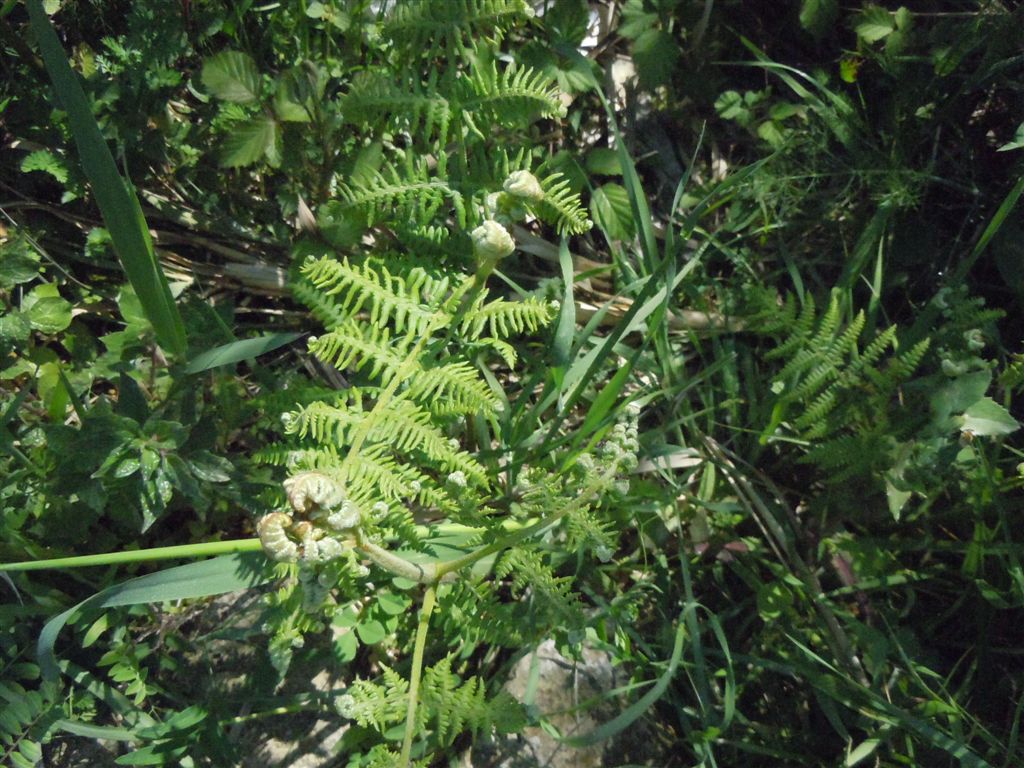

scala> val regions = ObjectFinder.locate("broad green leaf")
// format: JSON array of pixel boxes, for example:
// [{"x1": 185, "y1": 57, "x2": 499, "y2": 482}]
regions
[
  {"x1": 959, "y1": 397, "x2": 1020, "y2": 437},
  {"x1": 185, "y1": 331, "x2": 303, "y2": 373},
  {"x1": 187, "y1": 451, "x2": 233, "y2": 482},
  {"x1": 631, "y1": 27, "x2": 678, "y2": 89},
  {"x1": 800, "y1": 0, "x2": 837, "y2": 38},
  {"x1": 201, "y1": 51, "x2": 260, "y2": 103},
  {"x1": 26, "y1": 294, "x2": 72, "y2": 334},
  {"x1": 551, "y1": 237, "x2": 575, "y2": 368},
  {"x1": 885, "y1": 477, "x2": 912, "y2": 521},
  {"x1": 584, "y1": 148, "x2": 622, "y2": 176},
  {"x1": 998, "y1": 123, "x2": 1024, "y2": 153},
  {"x1": 38, "y1": 553, "x2": 271, "y2": 680},
  {"x1": 929, "y1": 370, "x2": 991, "y2": 427},
  {"x1": 274, "y1": 78, "x2": 311, "y2": 122},
  {"x1": 855, "y1": 6, "x2": 895, "y2": 43},
  {"x1": 618, "y1": 0, "x2": 655, "y2": 39},
  {"x1": 26, "y1": 1, "x2": 186, "y2": 357},
  {"x1": 375, "y1": 592, "x2": 409, "y2": 616},
  {"x1": 0, "y1": 312, "x2": 32, "y2": 343},
  {"x1": 220, "y1": 117, "x2": 280, "y2": 168},
  {"x1": 590, "y1": 183, "x2": 635, "y2": 242},
  {"x1": 846, "y1": 738, "x2": 881, "y2": 766},
  {"x1": 334, "y1": 629, "x2": 358, "y2": 662},
  {"x1": 355, "y1": 619, "x2": 386, "y2": 645},
  {"x1": 55, "y1": 719, "x2": 134, "y2": 741},
  {"x1": 0, "y1": 240, "x2": 41, "y2": 287}
]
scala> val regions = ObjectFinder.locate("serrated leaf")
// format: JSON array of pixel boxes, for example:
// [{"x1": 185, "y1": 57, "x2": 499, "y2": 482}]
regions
[
  {"x1": 20, "y1": 149, "x2": 69, "y2": 184},
  {"x1": 855, "y1": 6, "x2": 895, "y2": 43},
  {"x1": 959, "y1": 397, "x2": 1020, "y2": 437},
  {"x1": 590, "y1": 183, "x2": 635, "y2": 241},
  {"x1": 220, "y1": 117, "x2": 279, "y2": 168},
  {"x1": 201, "y1": 51, "x2": 261, "y2": 103},
  {"x1": 584, "y1": 148, "x2": 622, "y2": 176}
]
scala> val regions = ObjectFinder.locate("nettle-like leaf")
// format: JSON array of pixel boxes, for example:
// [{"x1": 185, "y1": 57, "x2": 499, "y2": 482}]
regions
[
  {"x1": 590, "y1": 182, "x2": 636, "y2": 241},
  {"x1": 201, "y1": 51, "x2": 261, "y2": 103},
  {"x1": 219, "y1": 117, "x2": 280, "y2": 168}
]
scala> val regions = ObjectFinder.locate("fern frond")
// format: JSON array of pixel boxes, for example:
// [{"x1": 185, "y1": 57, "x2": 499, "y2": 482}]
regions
[
  {"x1": 793, "y1": 388, "x2": 839, "y2": 431},
  {"x1": 288, "y1": 399, "x2": 487, "y2": 484},
  {"x1": 496, "y1": 548, "x2": 580, "y2": 618},
  {"x1": 338, "y1": 155, "x2": 466, "y2": 228},
  {"x1": 310, "y1": 321, "x2": 409, "y2": 382},
  {"x1": 291, "y1": 278, "x2": 352, "y2": 331},
  {"x1": 536, "y1": 172, "x2": 592, "y2": 235},
  {"x1": 343, "y1": 70, "x2": 452, "y2": 146},
  {"x1": 339, "y1": 665, "x2": 408, "y2": 732},
  {"x1": 408, "y1": 361, "x2": 500, "y2": 416},
  {"x1": 460, "y1": 293, "x2": 556, "y2": 339},
  {"x1": 382, "y1": 0, "x2": 533, "y2": 57},
  {"x1": 340, "y1": 445, "x2": 451, "y2": 509},
  {"x1": 421, "y1": 657, "x2": 526, "y2": 745},
  {"x1": 300, "y1": 255, "x2": 444, "y2": 337},
  {"x1": 888, "y1": 338, "x2": 930, "y2": 380},
  {"x1": 459, "y1": 61, "x2": 565, "y2": 125},
  {"x1": 764, "y1": 293, "x2": 817, "y2": 359}
]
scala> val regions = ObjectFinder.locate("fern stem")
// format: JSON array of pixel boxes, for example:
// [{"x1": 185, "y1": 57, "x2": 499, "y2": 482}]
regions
[
  {"x1": 355, "y1": 531, "x2": 438, "y2": 584},
  {"x1": 400, "y1": 583, "x2": 436, "y2": 767}
]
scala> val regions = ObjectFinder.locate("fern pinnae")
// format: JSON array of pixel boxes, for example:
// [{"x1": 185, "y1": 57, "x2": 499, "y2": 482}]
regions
[
  {"x1": 460, "y1": 294, "x2": 556, "y2": 340},
  {"x1": 291, "y1": 278, "x2": 352, "y2": 331},
  {"x1": 888, "y1": 337, "x2": 930, "y2": 380},
  {"x1": 339, "y1": 156, "x2": 466, "y2": 229},
  {"x1": 459, "y1": 61, "x2": 565, "y2": 124},
  {"x1": 537, "y1": 172, "x2": 592, "y2": 235},
  {"x1": 793, "y1": 388, "x2": 840, "y2": 431},
  {"x1": 309, "y1": 322, "x2": 408, "y2": 382},
  {"x1": 407, "y1": 360, "x2": 500, "y2": 415},
  {"x1": 765, "y1": 293, "x2": 817, "y2": 360},
  {"x1": 382, "y1": 0, "x2": 533, "y2": 58},
  {"x1": 342, "y1": 71, "x2": 452, "y2": 147},
  {"x1": 301, "y1": 255, "x2": 441, "y2": 337}
]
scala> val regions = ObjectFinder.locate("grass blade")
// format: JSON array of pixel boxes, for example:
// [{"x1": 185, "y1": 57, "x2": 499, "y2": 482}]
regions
[
  {"x1": 562, "y1": 612, "x2": 687, "y2": 747},
  {"x1": 38, "y1": 552, "x2": 271, "y2": 680},
  {"x1": 185, "y1": 332, "x2": 304, "y2": 374},
  {"x1": 26, "y1": 0, "x2": 187, "y2": 358}
]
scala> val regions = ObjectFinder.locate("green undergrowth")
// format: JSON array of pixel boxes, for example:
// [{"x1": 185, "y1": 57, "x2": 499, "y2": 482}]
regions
[{"x1": 2, "y1": 1, "x2": 1024, "y2": 767}]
